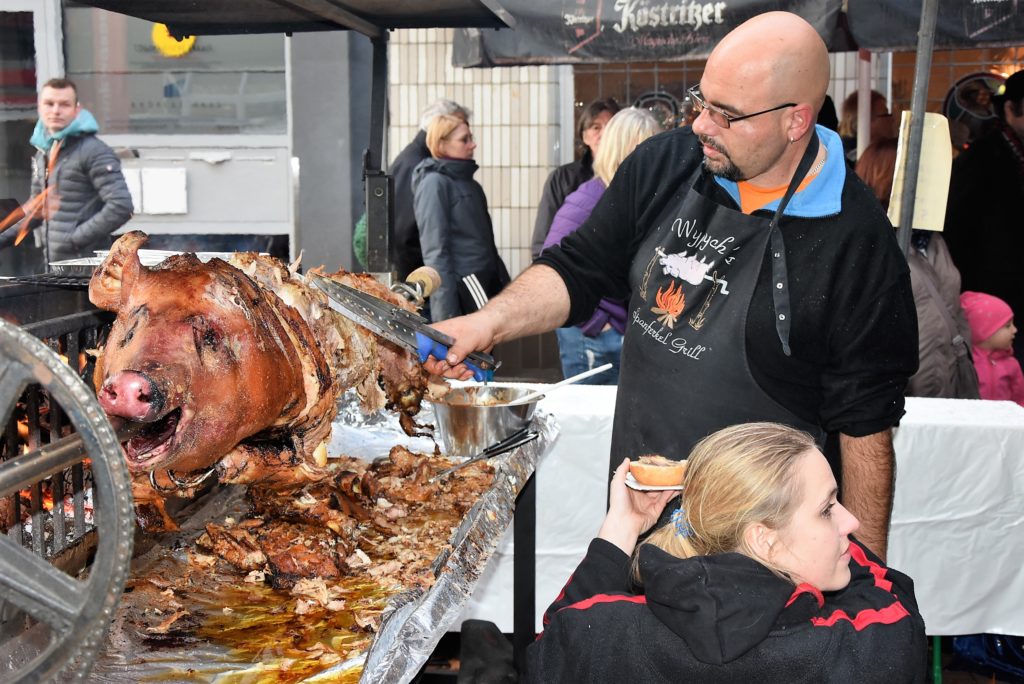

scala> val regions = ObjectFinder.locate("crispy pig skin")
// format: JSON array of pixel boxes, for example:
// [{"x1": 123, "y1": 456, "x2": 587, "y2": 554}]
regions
[
  {"x1": 197, "y1": 518, "x2": 348, "y2": 588},
  {"x1": 91, "y1": 234, "x2": 310, "y2": 477},
  {"x1": 89, "y1": 232, "x2": 436, "y2": 529},
  {"x1": 258, "y1": 520, "x2": 346, "y2": 587},
  {"x1": 196, "y1": 520, "x2": 267, "y2": 572}
]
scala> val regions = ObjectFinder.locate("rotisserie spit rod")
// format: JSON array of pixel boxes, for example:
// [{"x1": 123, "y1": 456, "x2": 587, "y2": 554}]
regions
[{"x1": 0, "y1": 422, "x2": 144, "y2": 499}]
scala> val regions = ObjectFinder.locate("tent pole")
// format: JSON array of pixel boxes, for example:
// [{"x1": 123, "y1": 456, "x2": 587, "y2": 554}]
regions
[
  {"x1": 857, "y1": 50, "x2": 872, "y2": 161},
  {"x1": 364, "y1": 33, "x2": 393, "y2": 277},
  {"x1": 896, "y1": 0, "x2": 940, "y2": 257}
]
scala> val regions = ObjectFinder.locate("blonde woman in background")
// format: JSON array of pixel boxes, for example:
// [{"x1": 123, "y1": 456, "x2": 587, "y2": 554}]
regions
[
  {"x1": 412, "y1": 114, "x2": 509, "y2": 322},
  {"x1": 541, "y1": 107, "x2": 663, "y2": 384},
  {"x1": 527, "y1": 422, "x2": 927, "y2": 683}
]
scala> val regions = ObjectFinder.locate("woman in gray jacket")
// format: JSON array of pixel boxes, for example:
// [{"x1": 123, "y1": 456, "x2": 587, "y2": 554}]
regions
[{"x1": 412, "y1": 114, "x2": 509, "y2": 322}]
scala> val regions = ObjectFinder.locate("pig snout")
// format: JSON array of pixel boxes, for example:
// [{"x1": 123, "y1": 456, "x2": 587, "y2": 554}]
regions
[{"x1": 99, "y1": 371, "x2": 166, "y2": 421}]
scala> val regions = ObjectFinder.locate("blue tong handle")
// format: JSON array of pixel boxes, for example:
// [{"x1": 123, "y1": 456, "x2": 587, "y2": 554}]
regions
[{"x1": 415, "y1": 332, "x2": 495, "y2": 382}]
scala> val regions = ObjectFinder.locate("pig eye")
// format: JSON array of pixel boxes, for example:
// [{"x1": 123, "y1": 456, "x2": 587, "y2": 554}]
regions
[
  {"x1": 190, "y1": 316, "x2": 222, "y2": 352},
  {"x1": 119, "y1": 322, "x2": 137, "y2": 347}
]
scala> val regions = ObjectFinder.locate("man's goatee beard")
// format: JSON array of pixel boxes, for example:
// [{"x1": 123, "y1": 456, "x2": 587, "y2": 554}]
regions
[{"x1": 702, "y1": 156, "x2": 744, "y2": 182}]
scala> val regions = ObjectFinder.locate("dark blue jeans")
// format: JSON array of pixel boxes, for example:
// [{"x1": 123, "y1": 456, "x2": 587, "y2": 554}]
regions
[{"x1": 555, "y1": 326, "x2": 622, "y2": 384}]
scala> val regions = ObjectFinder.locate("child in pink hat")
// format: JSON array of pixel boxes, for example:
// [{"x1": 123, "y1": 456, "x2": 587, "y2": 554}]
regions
[{"x1": 960, "y1": 291, "x2": 1024, "y2": 406}]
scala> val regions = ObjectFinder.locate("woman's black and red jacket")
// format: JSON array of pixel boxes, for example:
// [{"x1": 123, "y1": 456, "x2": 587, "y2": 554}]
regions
[{"x1": 526, "y1": 538, "x2": 927, "y2": 683}]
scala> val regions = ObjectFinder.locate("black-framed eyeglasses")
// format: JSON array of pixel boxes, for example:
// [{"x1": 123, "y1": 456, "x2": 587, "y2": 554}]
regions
[{"x1": 687, "y1": 85, "x2": 797, "y2": 129}]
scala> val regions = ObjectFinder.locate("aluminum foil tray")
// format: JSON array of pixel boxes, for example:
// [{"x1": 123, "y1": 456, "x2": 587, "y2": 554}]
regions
[
  {"x1": 50, "y1": 250, "x2": 243, "y2": 277},
  {"x1": 88, "y1": 399, "x2": 556, "y2": 683}
]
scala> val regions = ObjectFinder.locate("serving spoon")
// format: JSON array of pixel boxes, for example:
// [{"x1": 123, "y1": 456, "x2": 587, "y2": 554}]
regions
[{"x1": 505, "y1": 362, "x2": 614, "y2": 406}]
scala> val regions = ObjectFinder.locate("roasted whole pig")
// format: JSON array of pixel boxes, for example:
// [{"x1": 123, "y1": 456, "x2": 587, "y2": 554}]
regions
[{"x1": 89, "y1": 231, "x2": 433, "y2": 525}]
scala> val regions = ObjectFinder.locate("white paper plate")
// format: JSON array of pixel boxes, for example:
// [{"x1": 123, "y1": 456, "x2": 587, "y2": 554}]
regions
[{"x1": 625, "y1": 472, "x2": 684, "y2": 491}]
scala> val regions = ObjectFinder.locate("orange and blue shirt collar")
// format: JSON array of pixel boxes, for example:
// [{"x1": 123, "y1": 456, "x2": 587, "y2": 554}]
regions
[{"x1": 714, "y1": 124, "x2": 846, "y2": 218}]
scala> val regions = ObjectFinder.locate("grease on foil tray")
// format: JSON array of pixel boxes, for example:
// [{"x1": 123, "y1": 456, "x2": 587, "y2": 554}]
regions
[{"x1": 88, "y1": 399, "x2": 555, "y2": 684}]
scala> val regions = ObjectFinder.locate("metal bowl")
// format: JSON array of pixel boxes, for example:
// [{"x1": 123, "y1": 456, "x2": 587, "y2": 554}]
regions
[{"x1": 430, "y1": 384, "x2": 542, "y2": 457}]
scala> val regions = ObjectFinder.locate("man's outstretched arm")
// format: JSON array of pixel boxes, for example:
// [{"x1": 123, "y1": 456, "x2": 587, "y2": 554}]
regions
[{"x1": 423, "y1": 264, "x2": 571, "y2": 379}]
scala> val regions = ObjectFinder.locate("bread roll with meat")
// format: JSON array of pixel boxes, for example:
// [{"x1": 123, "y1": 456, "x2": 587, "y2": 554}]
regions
[{"x1": 629, "y1": 454, "x2": 686, "y2": 486}]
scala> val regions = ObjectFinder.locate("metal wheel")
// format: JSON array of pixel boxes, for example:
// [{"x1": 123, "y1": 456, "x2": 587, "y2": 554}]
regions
[{"x1": 0, "y1": 318, "x2": 134, "y2": 682}]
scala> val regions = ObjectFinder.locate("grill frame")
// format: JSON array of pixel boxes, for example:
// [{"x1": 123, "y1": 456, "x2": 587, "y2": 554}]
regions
[
  {"x1": 0, "y1": 283, "x2": 119, "y2": 676},
  {"x1": 1, "y1": 284, "x2": 113, "y2": 566}
]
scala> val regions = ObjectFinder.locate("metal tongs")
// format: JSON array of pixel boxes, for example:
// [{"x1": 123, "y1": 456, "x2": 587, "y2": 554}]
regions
[
  {"x1": 429, "y1": 427, "x2": 540, "y2": 483},
  {"x1": 308, "y1": 272, "x2": 500, "y2": 381}
]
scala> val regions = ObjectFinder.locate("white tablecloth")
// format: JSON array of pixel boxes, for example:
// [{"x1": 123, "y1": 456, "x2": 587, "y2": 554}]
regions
[{"x1": 459, "y1": 388, "x2": 1024, "y2": 637}]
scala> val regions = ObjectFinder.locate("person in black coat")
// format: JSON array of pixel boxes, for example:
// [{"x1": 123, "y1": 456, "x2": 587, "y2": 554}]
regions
[
  {"x1": 529, "y1": 97, "x2": 620, "y2": 259},
  {"x1": 527, "y1": 422, "x2": 927, "y2": 683},
  {"x1": 944, "y1": 69, "x2": 1024, "y2": 365},
  {"x1": 388, "y1": 99, "x2": 470, "y2": 281}
]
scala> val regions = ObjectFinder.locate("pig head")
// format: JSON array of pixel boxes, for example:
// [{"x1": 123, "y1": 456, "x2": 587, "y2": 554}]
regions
[{"x1": 90, "y1": 232, "x2": 336, "y2": 477}]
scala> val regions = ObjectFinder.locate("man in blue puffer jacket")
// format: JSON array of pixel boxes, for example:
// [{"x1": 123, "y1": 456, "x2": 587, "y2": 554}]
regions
[{"x1": 1, "y1": 78, "x2": 133, "y2": 267}]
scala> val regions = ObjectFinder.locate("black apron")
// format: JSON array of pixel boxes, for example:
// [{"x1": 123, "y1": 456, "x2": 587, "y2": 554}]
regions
[{"x1": 610, "y1": 136, "x2": 824, "y2": 475}]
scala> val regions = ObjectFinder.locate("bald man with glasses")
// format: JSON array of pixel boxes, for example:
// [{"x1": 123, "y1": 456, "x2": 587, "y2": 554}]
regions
[{"x1": 424, "y1": 12, "x2": 917, "y2": 560}]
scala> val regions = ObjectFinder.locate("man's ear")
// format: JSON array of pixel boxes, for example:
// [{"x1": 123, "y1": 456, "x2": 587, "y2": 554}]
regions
[
  {"x1": 743, "y1": 522, "x2": 779, "y2": 563},
  {"x1": 787, "y1": 103, "x2": 815, "y2": 142}
]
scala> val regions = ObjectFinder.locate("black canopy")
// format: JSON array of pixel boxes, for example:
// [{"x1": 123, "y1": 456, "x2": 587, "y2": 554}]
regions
[
  {"x1": 451, "y1": 0, "x2": 1022, "y2": 66},
  {"x1": 453, "y1": 0, "x2": 845, "y2": 66},
  {"x1": 78, "y1": 0, "x2": 514, "y2": 38},
  {"x1": 846, "y1": 0, "x2": 1022, "y2": 52}
]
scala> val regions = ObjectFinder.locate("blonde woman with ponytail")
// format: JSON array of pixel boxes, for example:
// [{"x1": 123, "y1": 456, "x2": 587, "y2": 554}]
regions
[{"x1": 527, "y1": 422, "x2": 927, "y2": 684}]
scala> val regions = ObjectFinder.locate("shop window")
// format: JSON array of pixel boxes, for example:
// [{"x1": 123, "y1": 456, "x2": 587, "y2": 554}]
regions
[
  {"x1": 64, "y1": 3, "x2": 286, "y2": 135},
  {"x1": 574, "y1": 60, "x2": 707, "y2": 137}
]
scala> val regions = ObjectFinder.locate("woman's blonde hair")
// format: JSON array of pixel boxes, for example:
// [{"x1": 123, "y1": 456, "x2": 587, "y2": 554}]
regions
[
  {"x1": 425, "y1": 114, "x2": 469, "y2": 158},
  {"x1": 592, "y1": 107, "x2": 663, "y2": 186},
  {"x1": 635, "y1": 422, "x2": 817, "y2": 582}
]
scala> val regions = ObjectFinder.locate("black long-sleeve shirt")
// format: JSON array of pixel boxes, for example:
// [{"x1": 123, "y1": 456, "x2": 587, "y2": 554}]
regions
[{"x1": 535, "y1": 127, "x2": 917, "y2": 449}]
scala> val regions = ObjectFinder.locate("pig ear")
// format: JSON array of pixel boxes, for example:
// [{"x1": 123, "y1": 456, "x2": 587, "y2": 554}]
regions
[{"x1": 89, "y1": 231, "x2": 149, "y2": 311}]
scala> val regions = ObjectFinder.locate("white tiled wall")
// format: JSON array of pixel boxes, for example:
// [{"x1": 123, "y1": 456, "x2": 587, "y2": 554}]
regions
[
  {"x1": 829, "y1": 51, "x2": 892, "y2": 110},
  {"x1": 388, "y1": 29, "x2": 561, "y2": 277}
]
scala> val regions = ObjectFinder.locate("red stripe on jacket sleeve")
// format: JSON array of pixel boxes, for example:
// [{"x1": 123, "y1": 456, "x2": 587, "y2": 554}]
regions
[
  {"x1": 543, "y1": 572, "x2": 576, "y2": 627},
  {"x1": 536, "y1": 594, "x2": 647, "y2": 642},
  {"x1": 564, "y1": 593, "x2": 648, "y2": 612},
  {"x1": 811, "y1": 601, "x2": 911, "y2": 630}
]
